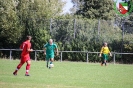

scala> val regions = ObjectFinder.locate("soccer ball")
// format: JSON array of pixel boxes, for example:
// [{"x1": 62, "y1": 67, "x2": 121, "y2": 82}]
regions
[{"x1": 49, "y1": 64, "x2": 54, "y2": 68}]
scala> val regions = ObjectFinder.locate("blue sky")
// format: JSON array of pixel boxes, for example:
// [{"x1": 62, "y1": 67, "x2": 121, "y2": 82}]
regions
[{"x1": 62, "y1": 0, "x2": 73, "y2": 13}]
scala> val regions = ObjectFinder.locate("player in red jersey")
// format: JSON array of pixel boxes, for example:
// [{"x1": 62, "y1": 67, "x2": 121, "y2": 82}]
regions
[{"x1": 13, "y1": 36, "x2": 33, "y2": 76}]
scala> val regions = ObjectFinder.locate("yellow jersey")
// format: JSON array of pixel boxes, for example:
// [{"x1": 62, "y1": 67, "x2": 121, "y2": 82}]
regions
[{"x1": 100, "y1": 46, "x2": 110, "y2": 54}]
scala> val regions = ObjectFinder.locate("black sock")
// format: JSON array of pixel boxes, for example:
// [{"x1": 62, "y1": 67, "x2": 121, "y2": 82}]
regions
[{"x1": 102, "y1": 61, "x2": 104, "y2": 64}]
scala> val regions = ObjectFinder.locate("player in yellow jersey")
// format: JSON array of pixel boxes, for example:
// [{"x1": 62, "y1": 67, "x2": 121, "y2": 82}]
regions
[{"x1": 99, "y1": 42, "x2": 112, "y2": 66}]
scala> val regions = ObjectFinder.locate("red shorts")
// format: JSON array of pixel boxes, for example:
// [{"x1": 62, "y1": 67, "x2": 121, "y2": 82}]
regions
[{"x1": 20, "y1": 56, "x2": 30, "y2": 63}]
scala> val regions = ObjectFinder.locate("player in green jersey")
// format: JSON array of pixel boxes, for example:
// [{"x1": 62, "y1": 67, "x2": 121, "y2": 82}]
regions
[{"x1": 44, "y1": 39, "x2": 59, "y2": 68}]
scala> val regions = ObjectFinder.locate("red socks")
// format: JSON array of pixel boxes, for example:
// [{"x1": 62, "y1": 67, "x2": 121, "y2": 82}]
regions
[
  {"x1": 13, "y1": 63, "x2": 30, "y2": 75},
  {"x1": 26, "y1": 64, "x2": 30, "y2": 74}
]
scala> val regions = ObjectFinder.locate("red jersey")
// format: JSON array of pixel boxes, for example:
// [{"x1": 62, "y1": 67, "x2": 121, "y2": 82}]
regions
[{"x1": 20, "y1": 40, "x2": 31, "y2": 57}]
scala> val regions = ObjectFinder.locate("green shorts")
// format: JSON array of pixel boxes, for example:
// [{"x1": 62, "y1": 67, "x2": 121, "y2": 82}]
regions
[
  {"x1": 46, "y1": 54, "x2": 54, "y2": 60},
  {"x1": 102, "y1": 54, "x2": 108, "y2": 60}
]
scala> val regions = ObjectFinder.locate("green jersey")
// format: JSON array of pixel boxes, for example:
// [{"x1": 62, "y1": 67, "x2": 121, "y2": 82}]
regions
[{"x1": 44, "y1": 43, "x2": 57, "y2": 55}]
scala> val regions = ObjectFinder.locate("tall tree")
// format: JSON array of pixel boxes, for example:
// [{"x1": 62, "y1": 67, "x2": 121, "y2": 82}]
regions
[
  {"x1": 0, "y1": 0, "x2": 65, "y2": 49},
  {"x1": 15, "y1": 0, "x2": 65, "y2": 49},
  {"x1": 72, "y1": 0, "x2": 115, "y2": 20},
  {"x1": 0, "y1": 0, "x2": 23, "y2": 48}
]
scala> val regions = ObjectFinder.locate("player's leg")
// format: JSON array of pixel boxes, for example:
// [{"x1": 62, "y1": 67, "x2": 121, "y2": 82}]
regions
[
  {"x1": 46, "y1": 60, "x2": 49, "y2": 68},
  {"x1": 50, "y1": 58, "x2": 54, "y2": 64},
  {"x1": 46, "y1": 55, "x2": 50, "y2": 68},
  {"x1": 13, "y1": 56, "x2": 25, "y2": 75},
  {"x1": 104, "y1": 59, "x2": 107, "y2": 66},
  {"x1": 25, "y1": 58, "x2": 31, "y2": 76},
  {"x1": 104, "y1": 54, "x2": 108, "y2": 66},
  {"x1": 49, "y1": 54, "x2": 54, "y2": 64},
  {"x1": 101, "y1": 61, "x2": 104, "y2": 66},
  {"x1": 48, "y1": 58, "x2": 54, "y2": 69},
  {"x1": 101, "y1": 54, "x2": 105, "y2": 66},
  {"x1": 48, "y1": 55, "x2": 54, "y2": 68}
]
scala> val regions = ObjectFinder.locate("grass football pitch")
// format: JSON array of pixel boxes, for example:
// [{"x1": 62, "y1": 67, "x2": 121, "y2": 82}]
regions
[{"x1": 0, "y1": 59, "x2": 133, "y2": 88}]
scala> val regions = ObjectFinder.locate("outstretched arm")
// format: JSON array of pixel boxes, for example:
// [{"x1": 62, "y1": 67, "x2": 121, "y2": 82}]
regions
[
  {"x1": 108, "y1": 48, "x2": 112, "y2": 57},
  {"x1": 109, "y1": 52, "x2": 112, "y2": 57},
  {"x1": 44, "y1": 48, "x2": 46, "y2": 55},
  {"x1": 55, "y1": 48, "x2": 59, "y2": 56},
  {"x1": 99, "y1": 47, "x2": 103, "y2": 57},
  {"x1": 27, "y1": 44, "x2": 33, "y2": 52},
  {"x1": 99, "y1": 53, "x2": 102, "y2": 57},
  {"x1": 44, "y1": 43, "x2": 47, "y2": 55},
  {"x1": 27, "y1": 48, "x2": 33, "y2": 52}
]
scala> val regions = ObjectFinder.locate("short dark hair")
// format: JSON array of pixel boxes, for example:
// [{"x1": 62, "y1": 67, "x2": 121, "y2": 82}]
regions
[{"x1": 26, "y1": 36, "x2": 32, "y2": 40}]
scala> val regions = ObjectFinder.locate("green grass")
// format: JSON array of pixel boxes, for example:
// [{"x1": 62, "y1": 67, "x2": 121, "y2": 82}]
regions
[{"x1": 0, "y1": 59, "x2": 133, "y2": 88}]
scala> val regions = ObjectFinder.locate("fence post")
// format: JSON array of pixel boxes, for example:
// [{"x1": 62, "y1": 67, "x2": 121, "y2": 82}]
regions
[
  {"x1": 10, "y1": 49, "x2": 12, "y2": 60},
  {"x1": 87, "y1": 52, "x2": 89, "y2": 63},
  {"x1": 35, "y1": 50, "x2": 37, "y2": 61},
  {"x1": 113, "y1": 53, "x2": 116, "y2": 64},
  {"x1": 60, "y1": 51, "x2": 62, "y2": 62}
]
